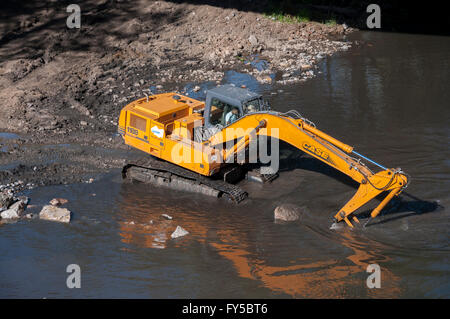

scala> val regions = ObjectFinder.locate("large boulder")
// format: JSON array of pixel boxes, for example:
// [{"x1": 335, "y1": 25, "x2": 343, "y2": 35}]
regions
[
  {"x1": 171, "y1": 226, "x2": 189, "y2": 239},
  {"x1": 39, "y1": 205, "x2": 71, "y2": 223},
  {"x1": 274, "y1": 204, "x2": 304, "y2": 222},
  {"x1": 1, "y1": 200, "x2": 26, "y2": 219}
]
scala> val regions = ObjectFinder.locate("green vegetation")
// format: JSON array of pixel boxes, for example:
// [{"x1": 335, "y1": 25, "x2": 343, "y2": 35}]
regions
[
  {"x1": 262, "y1": 0, "x2": 343, "y2": 26},
  {"x1": 263, "y1": 9, "x2": 311, "y2": 24},
  {"x1": 324, "y1": 19, "x2": 337, "y2": 26}
]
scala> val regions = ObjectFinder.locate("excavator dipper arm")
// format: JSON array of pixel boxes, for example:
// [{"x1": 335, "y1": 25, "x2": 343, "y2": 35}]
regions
[{"x1": 209, "y1": 112, "x2": 409, "y2": 227}]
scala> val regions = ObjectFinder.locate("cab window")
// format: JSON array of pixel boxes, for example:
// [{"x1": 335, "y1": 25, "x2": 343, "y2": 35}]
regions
[
  {"x1": 243, "y1": 98, "x2": 261, "y2": 114},
  {"x1": 130, "y1": 114, "x2": 147, "y2": 131},
  {"x1": 209, "y1": 98, "x2": 237, "y2": 126}
]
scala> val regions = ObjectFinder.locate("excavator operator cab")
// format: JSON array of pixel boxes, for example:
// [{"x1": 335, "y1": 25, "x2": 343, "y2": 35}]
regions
[{"x1": 204, "y1": 84, "x2": 268, "y2": 128}]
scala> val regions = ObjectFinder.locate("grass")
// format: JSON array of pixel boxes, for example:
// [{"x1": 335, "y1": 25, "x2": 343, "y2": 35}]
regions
[
  {"x1": 262, "y1": 1, "x2": 341, "y2": 27},
  {"x1": 264, "y1": 12, "x2": 339, "y2": 27},
  {"x1": 263, "y1": 9, "x2": 311, "y2": 24}
]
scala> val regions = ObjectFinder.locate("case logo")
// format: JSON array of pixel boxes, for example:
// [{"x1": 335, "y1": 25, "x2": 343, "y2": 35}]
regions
[{"x1": 303, "y1": 142, "x2": 334, "y2": 165}]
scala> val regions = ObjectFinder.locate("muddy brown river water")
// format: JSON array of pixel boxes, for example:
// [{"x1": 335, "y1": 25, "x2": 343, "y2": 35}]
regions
[{"x1": 1, "y1": 31, "x2": 449, "y2": 298}]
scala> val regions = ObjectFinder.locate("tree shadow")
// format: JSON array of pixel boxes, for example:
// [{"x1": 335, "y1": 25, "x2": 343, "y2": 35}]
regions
[
  {"x1": 164, "y1": 0, "x2": 450, "y2": 36},
  {"x1": 0, "y1": 0, "x2": 184, "y2": 63},
  {"x1": 2, "y1": 0, "x2": 447, "y2": 65}
]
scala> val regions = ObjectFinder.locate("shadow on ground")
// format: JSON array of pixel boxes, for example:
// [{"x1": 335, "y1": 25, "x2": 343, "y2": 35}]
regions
[
  {"x1": 165, "y1": 0, "x2": 450, "y2": 36},
  {"x1": 0, "y1": 0, "x2": 184, "y2": 62}
]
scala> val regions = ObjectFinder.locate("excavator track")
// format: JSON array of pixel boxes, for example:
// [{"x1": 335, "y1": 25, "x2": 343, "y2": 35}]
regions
[{"x1": 122, "y1": 157, "x2": 248, "y2": 203}]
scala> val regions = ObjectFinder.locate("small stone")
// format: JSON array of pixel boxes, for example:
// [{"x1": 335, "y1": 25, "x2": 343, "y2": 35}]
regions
[
  {"x1": 400, "y1": 220, "x2": 409, "y2": 231},
  {"x1": 161, "y1": 214, "x2": 172, "y2": 220},
  {"x1": 171, "y1": 226, "x2": 189, "y2": 239},
  {"x1": 80, "y1": 121, "x2": 88, "y2": 126},
  {"x1": 39, "y1": 205, "x2": 71, "y2": 223},
  {"x1": 274, "y1": 204, "x2": 304, "y2": 222},
  {"x1": 262, "y1": 76, "x2": 272, "y2": 83},
  {"x1": 248, "y1": 35, "x2": 258, "y2": 46},
  {"x1": 301, "y1": 64, "x2": 312, "y2": 70},
  {"x1": 329, "y1": 222, "x2": 344, "y2": 230},
  {"x1": 193, "y1": 85, "x2": 201, "y2": 92},
  {"x1": 49, "y1": 198, "x2": 68, "y2": 206}
]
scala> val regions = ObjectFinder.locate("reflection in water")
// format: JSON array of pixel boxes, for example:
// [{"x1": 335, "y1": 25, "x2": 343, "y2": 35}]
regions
[
  {"x1": 117, "y1": 185, "x2": 402, "y2": 298},
  {"x1": 210, "y1": 230, "x2": 402, "y2": 298},
  {"x1": 120, "y1": 219, "x2": 172, "y2": 250},
  {"x1": 117, "y1": 186, "x2": 209, "y2": 250}
]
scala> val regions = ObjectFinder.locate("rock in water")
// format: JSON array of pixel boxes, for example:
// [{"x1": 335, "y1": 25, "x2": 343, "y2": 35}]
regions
[
  {"x1": 274, "y1": 204, "x2": 303, "y2": 222},
  {"x1": 49, "y1": 198, "x2": 68, "y2": 206},
  {"x1": 17, "y1": 196, "x2": 29, "y2": 205},
  {"x1": 1, "y1": 200, "x2": 26, "y2": 219},
  {"x1": 329, "y1": 222, "x2": 344, "y2": 230},
  {"x1": 0, "y1": 209, "x2": 19, "y2": 219},
  {"x1": 0, "y1": 191, "x2": 14, "y2": 210},
  {"x1": 171, "y1": 226, "x2": 189, "y2": 239},
  {"x1": 161, "y1": 214, "x2": 173, "y2": 220},
  {"x1": 39, "y1": 205, "x2": 71, "y2": 223}
]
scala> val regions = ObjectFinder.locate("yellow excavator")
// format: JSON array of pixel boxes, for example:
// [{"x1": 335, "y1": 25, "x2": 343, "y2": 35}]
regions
[{"x1": 118, "y1": 84, "x2": 409, "y2": 227}]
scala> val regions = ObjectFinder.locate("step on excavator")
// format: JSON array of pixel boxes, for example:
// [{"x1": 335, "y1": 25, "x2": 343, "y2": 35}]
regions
[{"x1": 118, "y1": 84, "x2": 409, "y2": 227}]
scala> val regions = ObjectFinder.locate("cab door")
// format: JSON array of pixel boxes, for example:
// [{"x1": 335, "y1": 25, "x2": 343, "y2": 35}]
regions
[
  {"x1": 126, "y1": 112, "x2": 149, "y2": 152},
  {"x1": 148, "y1": 119, "x2": 165, "y2": 149}
]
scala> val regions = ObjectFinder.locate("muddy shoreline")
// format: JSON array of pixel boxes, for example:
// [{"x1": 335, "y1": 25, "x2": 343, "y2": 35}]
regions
[{"x1": 0, "y1": 0, "x2": 357, "y2": 193}]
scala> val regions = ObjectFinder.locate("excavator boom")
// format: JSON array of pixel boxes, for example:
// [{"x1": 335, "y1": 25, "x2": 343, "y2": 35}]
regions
[{"x1": 208, "y1": 112, "x2": 408, "y2": 227}]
